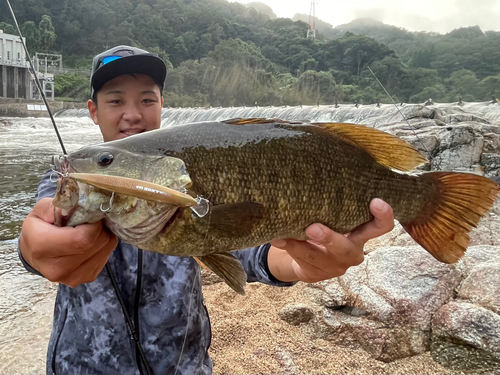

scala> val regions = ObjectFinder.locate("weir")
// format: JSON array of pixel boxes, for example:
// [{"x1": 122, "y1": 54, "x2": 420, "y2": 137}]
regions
[{"x1": 54, "y1": 101, "x2": 500, "y2": 128}]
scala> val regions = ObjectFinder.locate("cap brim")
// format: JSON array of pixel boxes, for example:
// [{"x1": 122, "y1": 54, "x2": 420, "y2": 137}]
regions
[{"x1": 91, "y1": 55, "x2": 166, "y2": 96}]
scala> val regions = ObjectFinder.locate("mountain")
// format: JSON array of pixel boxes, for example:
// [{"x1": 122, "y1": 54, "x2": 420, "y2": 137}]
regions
[
  {"x1": 241, "y1": 2, "x2": 277, "y2": 19},
  {"x1": 292, "y1": 13, "x2": 336, "y2": 38}
]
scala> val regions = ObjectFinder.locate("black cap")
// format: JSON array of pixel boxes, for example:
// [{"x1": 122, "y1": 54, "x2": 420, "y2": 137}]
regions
[{"x1": 90, "y1": 45, "x2": 167, "y2": 97}]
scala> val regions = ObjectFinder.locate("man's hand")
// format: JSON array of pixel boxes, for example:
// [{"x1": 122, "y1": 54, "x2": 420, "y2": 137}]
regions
[
  {"x1": 19, "y1": 198, "x2": 118, "y2": 288},
  {"x1": 268, "y1": 198, "x2": 394, "y2": 283}
]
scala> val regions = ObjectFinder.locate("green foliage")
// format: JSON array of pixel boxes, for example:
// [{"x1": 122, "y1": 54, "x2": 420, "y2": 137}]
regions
[
  {"x1": 54, "y1": 73, "x2": 89, "y2": 99},
  {"x1": 0, "y1": 22, "x2": 17, "y2": 35},
  {"x1": 2, "y1": 0, "x2": 498, "y2": 105},
  {"x1": 21, "y1": 21, "x2": 40, "y2": 53},
  {"x1": 409, "y1": 84, "x2": 447, "y2": 103},
  {"x1": 38, "y1": 15, "x2": 56, "y2": 51},
  {"x1": 481, "y1": 75, "x2": 500, "y2": 97}
]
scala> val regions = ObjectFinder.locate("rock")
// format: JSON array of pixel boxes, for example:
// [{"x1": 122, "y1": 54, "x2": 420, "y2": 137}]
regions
[
  {"x1": 278, "y1": 304, "x2": 315, "y2": 325},
  {"x1": 302, "y1": 246, "x2": 462, "y2": 362},
  {"x1": 457, "y1": 245, "x2": 500, "y2": 276},
  {"x1": 482, "y1": 133, "x2": 500, "y2": 153},
  {"x1": 469, "y1": 212, "x2": 500, "y2": 246},
  {"x1": 364, "y1": 209, "x2": 500, "y2": 251},
  {"x1": 314, "y1": 308, "x2": 429, "y2": 362},
  {"x1": 458, "y1": 263, "x2": 500, "y2": 314},
  {"x1": 431, "y1": 301, "x2": 500, "y2": 371},
  {"x1": 364, "y1": 222, "x2": 414, "y2": 254},
  {"x1": 481, "y1": 152, "x2": 500, "y2": 174},
  {"x1": 343, "y1": 246, "x2": 459, "y2": 328},
  {"x1": 431, "y1": 125, "x2": 484, "y2": 171}
]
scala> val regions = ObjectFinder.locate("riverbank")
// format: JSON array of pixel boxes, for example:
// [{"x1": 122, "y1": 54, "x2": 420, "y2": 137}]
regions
[
  {"x1": 0, "y1": 98, "x2": 87, "y2": 118},
  {"x1": 0, "y1": 239, "x2": 458, "y2": 375}
]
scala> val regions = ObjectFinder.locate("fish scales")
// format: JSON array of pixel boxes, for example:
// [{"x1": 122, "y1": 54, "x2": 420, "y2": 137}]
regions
[{"x1": 130, "y1": 122, "x2": 434, "y2": 256}]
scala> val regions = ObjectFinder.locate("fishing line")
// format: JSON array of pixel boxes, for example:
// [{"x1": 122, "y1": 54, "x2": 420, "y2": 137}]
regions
[
  {"x1": 6, "y1": 2, "x2": 153, "y2": 373},
  {"x1": 6, "y1": 0, "x2": 67, "y2": 155},
  {"x1": 106, "y1": 263, "x2": 153, "y2": 375},
  {"x1": 367, "y1": 65, "x2": 429, "y2": 154},
  {"x1": 174, "y1": 270, "x2": 198, "y2": 375}
]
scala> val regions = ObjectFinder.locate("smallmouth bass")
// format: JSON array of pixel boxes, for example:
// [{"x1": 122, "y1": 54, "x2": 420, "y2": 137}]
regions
[{"x1": 52, "y1": 118, "x2": 500, "y2": 294}]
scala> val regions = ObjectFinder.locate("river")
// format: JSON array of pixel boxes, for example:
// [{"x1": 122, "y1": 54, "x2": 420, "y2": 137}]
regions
[{"x1": 0, "y1": 116, "x2": 102, "y2": 374}]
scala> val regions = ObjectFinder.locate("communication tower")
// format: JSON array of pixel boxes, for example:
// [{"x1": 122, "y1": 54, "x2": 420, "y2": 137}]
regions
[{"x1": 307, "y1": 0, "x2": 316, "y2": 39}]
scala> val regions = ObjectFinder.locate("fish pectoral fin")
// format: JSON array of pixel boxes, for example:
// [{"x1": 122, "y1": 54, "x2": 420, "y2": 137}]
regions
[
  {"x1": 195, "y1": 253, "x2": 247, "y2": 295},
  {"x1": 314, "y1": 122, "x2": 428, "y2": 172},
  {"x1": 209, "y1": 202, "x2": 265, "y2": 237}
]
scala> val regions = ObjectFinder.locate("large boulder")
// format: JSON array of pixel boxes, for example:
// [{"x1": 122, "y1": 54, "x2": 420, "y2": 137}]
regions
[
  {"x1": 458, "y1": 263, "x2": 500, "y2": 314},
  {"x1": 302, "y1": 246, "x2": 462, "y2": 362},
  {"x1": 430, "y1": 246, "x2": 500, "y2": 371},
  {"x1": 431, "y1": 301, "x2": 500, "y2": 371},
  {"x1": 286, "y1": 243, "x2": 500, "y2": 368}
]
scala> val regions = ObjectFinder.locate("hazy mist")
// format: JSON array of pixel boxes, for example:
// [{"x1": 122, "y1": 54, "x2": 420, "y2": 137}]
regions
[{"x1": 240, "y1": 0, "x2": 500, "y2": 33}]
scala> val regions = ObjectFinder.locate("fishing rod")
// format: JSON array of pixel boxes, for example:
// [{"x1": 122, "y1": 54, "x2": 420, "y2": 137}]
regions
[
  {"x1": 6, "y1": 0, "x2": 66, "y2": 155},
  {"x1": 5, "y1": 2, "x2": 152, "y2": 374},
  {"x1": 366, "y1": 65, "x2": 429, "y2": 154}
]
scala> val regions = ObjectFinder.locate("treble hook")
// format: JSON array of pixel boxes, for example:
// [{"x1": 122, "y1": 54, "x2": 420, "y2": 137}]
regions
[{"x1": 100, "y1": 192, "x2": 115, "y2": 212}]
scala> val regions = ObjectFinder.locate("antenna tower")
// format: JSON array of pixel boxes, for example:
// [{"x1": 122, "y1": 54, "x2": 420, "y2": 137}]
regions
[{"x1": 307, "y1": 0, "x2": 316, "y2": 39}]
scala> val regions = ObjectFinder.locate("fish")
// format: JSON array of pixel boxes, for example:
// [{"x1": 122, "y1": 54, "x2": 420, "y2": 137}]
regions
[{"x1": 51, "y1": 118, "x2": 500, "y2": 294}]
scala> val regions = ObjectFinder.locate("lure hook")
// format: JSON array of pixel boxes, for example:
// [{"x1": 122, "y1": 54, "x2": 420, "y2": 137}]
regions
[{"x1": 100, "y1": 192, "x2": 115, "y2": 212}]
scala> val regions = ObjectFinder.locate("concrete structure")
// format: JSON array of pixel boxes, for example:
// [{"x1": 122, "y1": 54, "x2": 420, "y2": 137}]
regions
[{"x1": 0, "y1": 29, "x2": 29, "y2": 99}]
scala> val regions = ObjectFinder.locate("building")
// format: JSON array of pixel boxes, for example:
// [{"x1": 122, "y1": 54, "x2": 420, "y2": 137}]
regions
[{"x1": 0, "y1": 29, "x2": 30, "y2": 99}]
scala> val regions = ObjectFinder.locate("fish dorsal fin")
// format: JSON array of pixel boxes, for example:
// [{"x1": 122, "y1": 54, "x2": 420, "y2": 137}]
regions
[
  {"x1": 314, "y1": 122, "x2": 428, "y2": 172},
  {"x1": 223, "y1": 118, "x2": 278, "y2": 125},
  {"x1": 223, "y1": 118, "x2": 303, "y2": 126},
  {"x1": 222, "y1": 118, "x2": 427, "y2": 171}
]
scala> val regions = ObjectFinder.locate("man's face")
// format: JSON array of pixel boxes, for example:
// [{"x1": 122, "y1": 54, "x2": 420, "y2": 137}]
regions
[{"x1": 88, "y1": 74, "x2": 164, "y2": 142}]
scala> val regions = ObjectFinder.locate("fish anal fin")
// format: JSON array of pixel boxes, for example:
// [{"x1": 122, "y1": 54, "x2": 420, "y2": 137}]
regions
[
  {"x1": 196, "y1": 253, "x2": 247, "y2": 295},
  {"x1": 209, "y1": 202, "x2": 265, "y2": 237},
  {"x1": 314, "y1": 122, "x2": 428, "y2": 172},
  {"x1": 401, "y1": 172, "x2": 500, "y2": 263}
]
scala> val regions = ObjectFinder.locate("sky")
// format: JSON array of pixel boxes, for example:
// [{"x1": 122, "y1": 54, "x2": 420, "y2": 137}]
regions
[{"x1": 239, "y1": 0, "x2": 500, "y2": 34}]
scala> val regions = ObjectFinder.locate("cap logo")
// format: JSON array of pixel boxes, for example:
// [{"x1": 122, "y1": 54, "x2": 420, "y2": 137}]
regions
[{"x1": 102, "y1": 55, "x2": 122, "y2": 65}]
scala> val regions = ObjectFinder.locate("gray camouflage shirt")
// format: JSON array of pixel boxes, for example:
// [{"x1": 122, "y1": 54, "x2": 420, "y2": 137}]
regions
[{"x1": 19, "y1": 171, "x2": 295, "y2": 375}]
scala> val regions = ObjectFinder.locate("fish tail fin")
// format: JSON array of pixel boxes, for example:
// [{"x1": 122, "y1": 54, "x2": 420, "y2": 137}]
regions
[{"x1": 401, "y1": 172, "x2": 499, "y2": 263}]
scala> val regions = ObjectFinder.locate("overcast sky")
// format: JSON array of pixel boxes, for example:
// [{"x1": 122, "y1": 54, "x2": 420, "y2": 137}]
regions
[{"x1": 240, "y1": 0, "x2": 500, "y2": 33}]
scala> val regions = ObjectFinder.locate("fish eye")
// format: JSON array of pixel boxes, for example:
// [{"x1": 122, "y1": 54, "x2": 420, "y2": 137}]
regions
[{"x1": 97, "y1": 152, "x2": 114, "y2": 167}]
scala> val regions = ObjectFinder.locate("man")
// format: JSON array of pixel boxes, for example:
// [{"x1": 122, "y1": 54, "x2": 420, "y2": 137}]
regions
[{"x1": 19, "y1": 46, "x2": 394, "y2": 374}]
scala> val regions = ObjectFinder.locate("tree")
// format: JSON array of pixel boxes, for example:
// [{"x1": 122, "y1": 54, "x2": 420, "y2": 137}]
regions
[
  {"x1": 445, "y1": 69, "x2": 482, "y2": 101},
  {"x1": 480, "y1": 75, "x2": 500, "y2": 98},
  {"x1": 38, "y1": 15, "x2": 56, "y2": 52},
  {"x1": 0, "y1": 22, "x2": 17, "y2": 35},
  {"x1": 21, "y1": 21, "x2": 40, "y2": 53}
]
